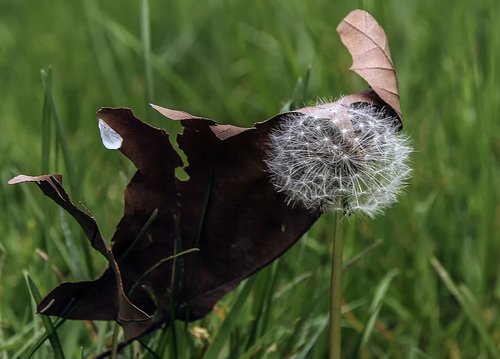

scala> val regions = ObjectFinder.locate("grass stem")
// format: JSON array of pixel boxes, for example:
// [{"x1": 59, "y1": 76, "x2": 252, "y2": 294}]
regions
[
  {"x1": 329, "y1": 211, "x2": 343, "y2": 359},
  {"x1": 110, "y1": 322, "x2": 120, "y2": 359},
  {"x1": 141, "y1": 0, "x2": 154, "y2": 118}
]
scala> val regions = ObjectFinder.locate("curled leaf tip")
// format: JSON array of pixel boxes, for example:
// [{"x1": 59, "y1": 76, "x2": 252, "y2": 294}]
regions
[
  {"x1": 151, "y1": 103, "x2": 200, "y2": 120},
  {"x1": 8, "y1": 174, "x2": 63, "y2": 185}
]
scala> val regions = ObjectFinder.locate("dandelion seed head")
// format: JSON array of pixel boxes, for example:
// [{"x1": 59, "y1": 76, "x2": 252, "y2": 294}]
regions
[{"x1": 265, "y1": 99, "x2": 413, "y2": 217}]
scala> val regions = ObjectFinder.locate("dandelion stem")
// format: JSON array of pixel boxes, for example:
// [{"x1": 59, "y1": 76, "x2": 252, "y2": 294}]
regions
[{"x1": 330, "y1": 209, "x2": 343, "y2": 359}]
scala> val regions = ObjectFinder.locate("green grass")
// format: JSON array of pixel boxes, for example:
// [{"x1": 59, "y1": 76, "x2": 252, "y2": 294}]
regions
[{"x1": 1, "y1": 0, "x2": 499, "y2": 357}]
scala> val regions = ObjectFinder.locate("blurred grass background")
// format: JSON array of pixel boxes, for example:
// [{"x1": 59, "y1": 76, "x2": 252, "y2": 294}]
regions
[{"x1": 1, "y1": 0, "x2": 499, "y2": 357}]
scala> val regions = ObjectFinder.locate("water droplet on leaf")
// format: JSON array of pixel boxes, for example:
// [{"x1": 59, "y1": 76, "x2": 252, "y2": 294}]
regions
[{"x1": 98, "y1": 119, "x2": 123, "y2": 149}]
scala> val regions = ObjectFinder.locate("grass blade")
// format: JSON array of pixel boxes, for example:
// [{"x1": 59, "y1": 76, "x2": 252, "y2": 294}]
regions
[
  {"x1": 280, "y1": 65, "x2": 311, "y2": 112},
  {"x1": 358, "y1": 268, "x2": 398, "y2": 352},
  {"x1": 82, "y1": 0, "x2": 128, "y2": 104},
  {"x1": 0, "y1": 245, "x2": 7, "y2": 359},
  {"x1": 40, "y1": 68, "x2": 76, "y2": 195},
  {"x1": 243, "y1": 264, "x2": 272, "y2": 350},
  {"x1": 295, "y1": 316, "x2": 329, "y2": 359},
  {"x1": 40, "y1": 68, "x2": 52, "y2": 175},
  {"x1": 96, "y1": 14, "x2": 207, "y2": 110},
  {"x1": 118, "y1": 209, "x2": 159, "y2": 263},
  {"x1": 141, "y1": 0, "x2": 155, "y2": 116},
  {"x1": 20, "y1": 318, "x2": 67, "y2": 359},
  {"x1": 41, "y1": 67, "x2": 94, "y2": 279},
  {"x1": 431, "y1": 257, "x2": 500, "y2": 358},
  {"x1": 203, "y1": 277, "x2": 257, "y2": 359},
  {"x1": 343, "y1": 239, "x2": 383, "y2": 272},
  {"x1": 128, "y1": 248, "x2": 199, "y2": 296},
  {"x1": 24, "y1": 272, "x2": 66, "y2": 359},
  {"x1": 110, "y1": 322, "x2": 120, "y2": 359},
  {"x1": 237, "y1": 322, "x2": 281, "y2": 359}
]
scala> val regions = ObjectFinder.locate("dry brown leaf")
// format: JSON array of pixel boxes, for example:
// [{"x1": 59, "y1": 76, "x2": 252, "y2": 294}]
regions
[
  {"x1": 337, "y1": 9, "x2": 403, "y2": 128},
  {"x1": 8, "y1": 174, "x2": 153, "y2": 340}
]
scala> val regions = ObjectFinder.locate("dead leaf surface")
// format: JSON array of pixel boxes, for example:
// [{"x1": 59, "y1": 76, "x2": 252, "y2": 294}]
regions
[
  {"x1": 337, "y1": 9, "x2": 403, "y2": 127},
  {"x1": 8, "y1": 174, "x2": 152, "y2": 340}
]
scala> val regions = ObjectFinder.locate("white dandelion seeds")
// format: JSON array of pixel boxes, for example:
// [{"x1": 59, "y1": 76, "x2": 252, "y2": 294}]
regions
[{"x1": 265, "y1": 98, "x2": 412, "y2": 217}]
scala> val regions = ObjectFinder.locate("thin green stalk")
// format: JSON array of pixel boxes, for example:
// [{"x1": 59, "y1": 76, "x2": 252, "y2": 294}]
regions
[
  {"x1": 41, "y1": 67, "x2": 94, "y2": 279},
  {"x1": 39, "y1": 68, "x2": 60, "y2": 255},
  {"x1": 40, "y1": 68, "x2": 76, "y2": 194},
  {"x1": 203, "y1": 277, "x2": 257, "y2": 359},
  {"x1": 83, "y1": 0, "x2": 127, "y2": 104},
  {"x1": 168, "y1": 303, "x2": 179, "y2": 359},
  {"x1": 117, "y1": 209, "x2": 159, "y2": 263},
  {"x1": 127, "y1": 248, "x2": 199, "y2": 297},
  {"x1": 148, "y1": 324, "x2": 170, "y2": 358},
  {"x1": 329, "y1": 211, "x2": 343, "y2": 359},
  {"x1": 94, "y1": 13, "x2": 207, "y2": 109},
  {"x1": 0, "y1": 246, "x2": 7, "y2": 359},
  {"x1": 184, "y1": 174, "x2": 212, "y2": 323},
  {"x1": 431, "y1": 257, "x2": 500, "y2": 358},
  {"x1": 357, "y1": 269, "x2": 399, "y2": 353},
  {"x1": 41, "y1": 69, "x2": 52, "y2": 174},
  {"x1": 25, "y1": 272, "x2": 66, "y2": 359},
  {"x1": 141, "y1": 0, "x2": 154, "y2": 117},
  {"x1": 166, "y1": 216, "x2": 183, "y2": 359},
  {"x1": 110, "y1": 321, "x2": 120, "y2": 359},
  {"x1": 343, "y1": 239, "x2": 383, "y2": 272}
]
